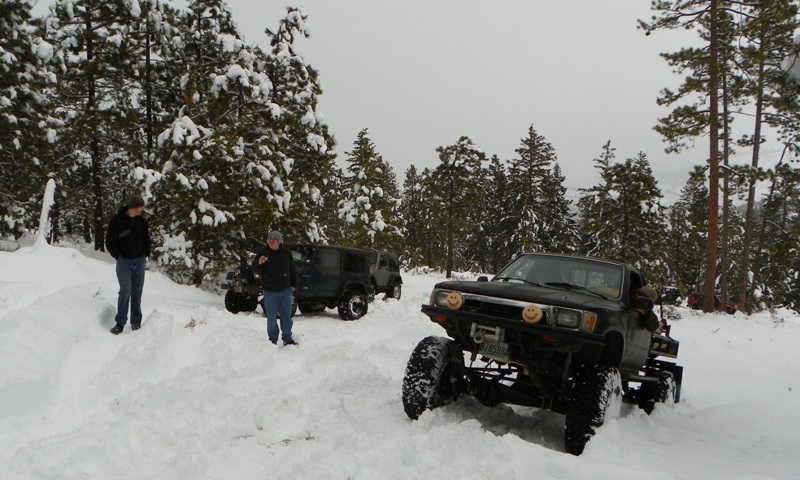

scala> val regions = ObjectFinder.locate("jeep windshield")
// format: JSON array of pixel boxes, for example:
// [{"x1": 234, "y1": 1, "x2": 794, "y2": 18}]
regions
[{"x1": 492, "y1": 254, "x2": 623, "y2": 299}]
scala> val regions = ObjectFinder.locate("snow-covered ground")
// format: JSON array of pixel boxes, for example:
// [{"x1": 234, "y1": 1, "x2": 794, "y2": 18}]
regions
[{"x1": 1, "y1": 241, "x2": 798, "y2": 479}]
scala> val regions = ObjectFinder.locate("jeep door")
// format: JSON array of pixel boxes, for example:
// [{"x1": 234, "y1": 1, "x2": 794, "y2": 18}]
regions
[{"x1": 300, "y1": 247, "x2": 341, "y2": 298}]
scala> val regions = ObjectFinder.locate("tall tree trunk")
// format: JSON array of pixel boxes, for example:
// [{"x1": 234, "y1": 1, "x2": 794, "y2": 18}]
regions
[
  {"x1": 703, "y1": 0, "x2": 721, "y2": 313},
  {"x1": 719, "y1": 74, "x2": 731, "y2": 307},
  {"x1": 86, "y1": 19, "x2": 105, "y2": 252},
  {"x1": 738, "y1": 56, "x2": 766, "y2": 315}
]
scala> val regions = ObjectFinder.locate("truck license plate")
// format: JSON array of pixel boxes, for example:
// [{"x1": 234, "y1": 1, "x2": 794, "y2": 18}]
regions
[{"x1": 479, "y1": 340, "x2": 510, "y2": 363}]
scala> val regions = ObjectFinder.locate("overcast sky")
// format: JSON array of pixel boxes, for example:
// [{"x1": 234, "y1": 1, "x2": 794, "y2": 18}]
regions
[{"x1": 219, "y1": 0, "x2": 715, "y2": 200}]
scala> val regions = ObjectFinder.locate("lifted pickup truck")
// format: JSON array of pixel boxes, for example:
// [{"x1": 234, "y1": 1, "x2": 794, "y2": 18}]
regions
[{"x1": 401, "y1": 253, "x2": 682, "y2": 455}]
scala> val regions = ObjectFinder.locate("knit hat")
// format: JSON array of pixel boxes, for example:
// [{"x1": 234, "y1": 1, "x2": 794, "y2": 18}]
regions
[
  {"x1": 267, "y1": 230, "x2": 283, "y2": 243},
  {"x1": 639, "y1": 285, "x2": 658, "y2": 302},
  {"x1": 126, "y1": 195, "x2": 145, "y2": 209}
]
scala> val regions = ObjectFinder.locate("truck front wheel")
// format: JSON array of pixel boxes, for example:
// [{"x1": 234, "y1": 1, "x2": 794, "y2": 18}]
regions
[
  {"x1": 564, "y1": 364, "x2": 623, "y2": 455},
  {"x1": 402, "y1": 336, "x2": 464, "y2": 420}
]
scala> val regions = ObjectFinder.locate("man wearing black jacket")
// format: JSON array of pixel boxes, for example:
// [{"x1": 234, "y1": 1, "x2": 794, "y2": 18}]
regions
[
  {"x1": 252, "y1": 231, "x2": 298, "y2": 346},
  {"x1": 106, "y1": 195, "x2": 151, "y2": 335}
]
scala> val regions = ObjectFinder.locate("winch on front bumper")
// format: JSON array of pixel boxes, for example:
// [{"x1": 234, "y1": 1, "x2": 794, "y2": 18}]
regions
[{"x1": 421, "y1": 304, "x2": 605, "y2": 365}]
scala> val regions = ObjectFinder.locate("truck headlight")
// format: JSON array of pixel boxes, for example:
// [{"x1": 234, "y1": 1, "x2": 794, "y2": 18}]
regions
[{"x1": 554, "y1": 308, "x2": 581, "y2": 328}]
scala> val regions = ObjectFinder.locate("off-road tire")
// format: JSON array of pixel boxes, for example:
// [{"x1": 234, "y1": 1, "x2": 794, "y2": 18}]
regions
[
  {"x1": 337, "y1": 290, "x2": 368, "y2": 320},
  {"x1": 402, "y1": 336, "x2": 464, "y2": 420},
  {"x1": 389, "y1": 282, "x2": 402, "y2": 300},
  {"x1": 224, "y1": 290, "x2": 241, "y2": 314},
  {"x1": 638, "y1": 370, "x2": 676, "y2": 414},
  {"x1": 564, "y1": 364, "x2": 623, "y2": 455}
]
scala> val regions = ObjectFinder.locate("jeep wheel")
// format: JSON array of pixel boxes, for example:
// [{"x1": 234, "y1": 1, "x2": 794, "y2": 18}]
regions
[
  {"x1": 389, "y1": 282, "x2": 402, "y2": 300},
  {"x1": 337, "y1": 291, "x2": 368, "y2": 320},
  {"x1": 564, "y1": 364, "x2": 623, "y2": 455},
  {"x1": 402, "y1": 336, "x2": 463, "y2": 420},
  {"x1": 224, "y1": 290, "x2": 241, "y2": 314},
  {"x1": 638, "y1": 370, "x2": 676, "y2": 414}
]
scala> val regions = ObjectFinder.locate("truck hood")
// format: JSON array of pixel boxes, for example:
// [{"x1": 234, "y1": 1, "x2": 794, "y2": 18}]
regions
[{"x1": 433, "y1": 280, "x2": 622, "y2": 312}]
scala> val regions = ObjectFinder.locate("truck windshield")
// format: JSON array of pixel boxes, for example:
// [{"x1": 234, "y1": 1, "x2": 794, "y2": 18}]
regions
[{"x1": 493, "y1": 254, "x2": 623, "y2": 299}]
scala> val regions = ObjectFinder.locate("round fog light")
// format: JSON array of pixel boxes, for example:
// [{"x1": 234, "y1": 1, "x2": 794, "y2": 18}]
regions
[
  {"x1": 445, "y1": 292, "x2": 464, "y2": 310},
  {"x1": 522, "y1": 305, "x2": 543, "y2": 323}
]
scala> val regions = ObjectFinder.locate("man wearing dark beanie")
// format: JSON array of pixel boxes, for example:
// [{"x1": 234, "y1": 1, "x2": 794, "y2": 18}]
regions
[{"x1": 105, "y1": 194, "x2": 151, "y2": 335}]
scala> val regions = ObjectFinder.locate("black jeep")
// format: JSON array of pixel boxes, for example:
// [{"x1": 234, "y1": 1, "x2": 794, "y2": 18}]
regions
[
  {"x1": 401, "y1": 253, "x2": 682, "y2": 455},
  {"x1": 221, "y1": 244, "x2": 371, "y2": 321},
  {"x1": 367, "y1": 251, "x2": 403, "y2": 300}
]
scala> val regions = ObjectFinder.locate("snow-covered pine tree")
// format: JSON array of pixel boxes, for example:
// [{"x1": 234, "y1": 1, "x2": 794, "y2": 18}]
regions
[
  {"x1": 0, "y1": 0, "x2": 56, "y2": 240},
  {"x1": 472, "y1": 155, "x2": 517, "y2": 273},
  {"x1": 149, "y1": 0, "x2": 284, "y2": 284},
  {"x1": 43, "y1": 0, "x2": 144, "y2": 249},
  {"x1": 539, "y1": 162, "x2": 578, "y2": 254},
  {"x1": 577, "y1": 142, "x2": 668, "y2": 281},
  {"x1": 337, "y1": 128, "x2": 403, "y2": 252},
  {"x1": 262, "y1": 6, "x2": 337, "y2": 244},
  {"x1": 507, "y1": 126, "x2": 575, "y2": 255}
]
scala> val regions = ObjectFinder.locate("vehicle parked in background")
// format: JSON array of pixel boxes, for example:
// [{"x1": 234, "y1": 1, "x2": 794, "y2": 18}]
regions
[
  {"x1": 289, "y1": 244, "x2": 371, "y2": 320},
  {"x1": 367, "y1": 251, "x2": 403, "y2": 300},
  {"x1": 687, "y1": 293, "x2": 737, "y2": 314},
  {"x1": 221, "y1": 244, "x2": 371, "y2": 320}
]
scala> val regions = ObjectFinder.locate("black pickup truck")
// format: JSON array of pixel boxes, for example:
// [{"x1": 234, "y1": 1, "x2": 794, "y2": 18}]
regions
[{"x1": 401, "y1": 253, "x2": 682, "y2": 455}]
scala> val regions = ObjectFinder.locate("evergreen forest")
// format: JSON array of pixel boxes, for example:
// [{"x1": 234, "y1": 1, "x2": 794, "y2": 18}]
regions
[{"x1": 3, "y1": 0, "x2": 800, "y2": 314}]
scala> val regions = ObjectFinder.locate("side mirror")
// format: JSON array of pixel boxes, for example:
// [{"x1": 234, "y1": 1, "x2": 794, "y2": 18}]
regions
[{"x1": 477, "y1": 276, "x2": 489, "y2": 282}]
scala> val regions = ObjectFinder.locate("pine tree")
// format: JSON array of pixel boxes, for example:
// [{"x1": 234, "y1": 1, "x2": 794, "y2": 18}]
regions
[
  {"x1": 506, "y1": 126, "x2": 556, "y2": 253},
  {"x1": 0, "y1": 0, "x2": 56, "y2": 239},
  {"x1": 430, "y1": 136, "x2": 486, "y2": 277},
  {"x1": 338, "y1": 128, "x2": 403, "y2": 252},
  {"x1": 400, "y1": 165, "x2": 427, "y2": 268},
  {"x1": 578, "y1": 143, "x2": 668, "y2": 281},
  {"x1": 262, "y1": 6, "x2": 337, "y2": 243},
  {"x1": 474, "y1": 155, "x2": 517, "y2": 273},
  {"x1": 506, "y1": 126, "x2": 577, "y2": 256},
  {"x1": 640, "y1": 0, "x2": 729, "y2": 311},
  {"x1": 665, "y1": 166, "x2": 709, "y2": 293},
  {"x1": 43, "y1": 0, "x2": 145, "y2": 249}
]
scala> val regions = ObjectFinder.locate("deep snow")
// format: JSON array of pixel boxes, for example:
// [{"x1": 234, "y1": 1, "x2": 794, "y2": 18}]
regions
[{"x1": 1, "y1": 241, "x2": 799, "y2": 479}]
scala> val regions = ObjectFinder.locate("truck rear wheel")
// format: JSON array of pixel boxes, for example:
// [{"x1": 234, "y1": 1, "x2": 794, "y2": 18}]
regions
[
  {"x1": 638, "y1": 370, "x2": 676, "y2": 414},
  {"x1": 564, "y1": 364, "x2": 623, "y2": 455},
  {"x1": 402, "y1": 336, "x2": 463, "y2": 420}
]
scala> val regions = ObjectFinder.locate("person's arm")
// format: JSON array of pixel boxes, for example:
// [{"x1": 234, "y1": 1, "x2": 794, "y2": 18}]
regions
[
  {"x1": 143, "y1": 218, "x2": 151, "y2": 257},
  {"x1": 288, "y1": 249, "x2": 297, "y2": 289},
  {"x1": 105, "y1": 216, "x2": 119, "y2": 259}
]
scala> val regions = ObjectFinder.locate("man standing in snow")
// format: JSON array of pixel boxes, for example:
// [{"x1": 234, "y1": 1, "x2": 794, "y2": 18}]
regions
[
  {"x1": 106, "y1": 195, "x2": 151, "y2": 335},
  {"x1": 253, "y1": 231, "x2": 298, "y2": 346}
]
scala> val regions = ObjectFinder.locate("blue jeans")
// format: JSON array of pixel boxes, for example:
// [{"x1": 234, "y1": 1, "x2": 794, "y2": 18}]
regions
[
  {"x1": 263, "y1": 289, "x2": 294, "y2": 342},
  {"x1": 115, "y1": 256, "x2": 146, "y2": 326}
]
